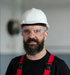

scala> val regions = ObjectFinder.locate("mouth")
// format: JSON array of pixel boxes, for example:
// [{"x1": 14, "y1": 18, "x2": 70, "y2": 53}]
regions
[{"x1": 29, "y1": 41, "x2": 37, "y2": 44}]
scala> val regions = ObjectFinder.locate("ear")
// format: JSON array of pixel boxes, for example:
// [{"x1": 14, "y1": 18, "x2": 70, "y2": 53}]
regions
[{"x1": 44, "y1": 31, "x2": 48, "y2": 41}]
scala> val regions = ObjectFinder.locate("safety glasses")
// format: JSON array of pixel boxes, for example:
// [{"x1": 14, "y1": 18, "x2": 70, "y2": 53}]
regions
[{"x1": 21, "y1": 28, "x2": 46, "y2": 37}]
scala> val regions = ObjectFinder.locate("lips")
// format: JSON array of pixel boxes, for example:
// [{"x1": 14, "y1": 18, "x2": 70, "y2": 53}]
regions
[{"x1": 29, "y1": 41, "x2": 37, "y2": 44}]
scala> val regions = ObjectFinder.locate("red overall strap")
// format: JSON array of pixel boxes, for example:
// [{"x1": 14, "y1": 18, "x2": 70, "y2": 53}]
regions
[
  {"x1": 19, "y1": 55, "x2": 25, "y2": 64},
  {"x1": 43, "y1": 54, "x2": 54, "y2": 75},
  {"x1": 15, "y1": 54, "x2": 25, "y2": 75},
  {"x1": 15, "y1": 54, "x2": 54, "y2": 75}
]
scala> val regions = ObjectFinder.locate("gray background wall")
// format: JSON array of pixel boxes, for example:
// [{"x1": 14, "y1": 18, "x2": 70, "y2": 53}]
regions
[{"x1": 0, "y1": 0, "x2": 70, "y2": 75}]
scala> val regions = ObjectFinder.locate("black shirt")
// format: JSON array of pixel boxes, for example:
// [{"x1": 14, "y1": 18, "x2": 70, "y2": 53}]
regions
[{"x1": 5, "y1": 51, "x2": 70, "y2": 75}]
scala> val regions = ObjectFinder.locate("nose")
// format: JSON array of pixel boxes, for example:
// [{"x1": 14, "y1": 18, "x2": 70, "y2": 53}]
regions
[{"x1": 29, "y1": 32, "x2": 35, "y2": 38}]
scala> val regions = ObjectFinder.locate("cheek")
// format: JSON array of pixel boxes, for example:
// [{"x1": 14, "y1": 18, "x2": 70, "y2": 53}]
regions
[
  {"x1": 38, "y1": 36, "x2": 45, "y2": 42},
  {"x1": 23, "y1": 37, "x2": 28, "y2": 42}
]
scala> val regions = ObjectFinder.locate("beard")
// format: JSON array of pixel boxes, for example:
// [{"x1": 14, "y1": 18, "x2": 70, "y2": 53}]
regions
[{"x1": 23, "y1": 38, "x2": 44, "y2": 55}]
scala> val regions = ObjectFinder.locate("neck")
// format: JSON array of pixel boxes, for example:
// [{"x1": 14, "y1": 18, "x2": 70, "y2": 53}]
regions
[{"x1": 26, "y1": 47, "x2": 47, "y2": 60}]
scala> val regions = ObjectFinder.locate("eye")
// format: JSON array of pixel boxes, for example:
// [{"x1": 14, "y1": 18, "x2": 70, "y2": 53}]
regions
[
  {"x1": 35, "y1": 29, "x2": 40, "y2": 33},
  {"x1": 24, "y1": 29, "x2": 30, "y2": 33}
]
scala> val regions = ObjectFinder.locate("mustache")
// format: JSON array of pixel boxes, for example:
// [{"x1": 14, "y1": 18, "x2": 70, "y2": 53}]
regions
[{"x1": 26, "y1": 38, "x2": 38, "y2": 43}]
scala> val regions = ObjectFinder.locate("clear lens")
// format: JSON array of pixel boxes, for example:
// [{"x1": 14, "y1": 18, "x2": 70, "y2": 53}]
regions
[{"x1": 21, "y1": 28, "x2": 46, "y2": 37}]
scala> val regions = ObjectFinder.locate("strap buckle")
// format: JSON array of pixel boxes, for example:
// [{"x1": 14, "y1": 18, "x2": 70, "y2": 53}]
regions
[
  {"x1": 45, "y1": 62, "x2": 52, "y2": 70},
  {"x1": 18, "y1": 64, "x2": 23, "y2": 69}
]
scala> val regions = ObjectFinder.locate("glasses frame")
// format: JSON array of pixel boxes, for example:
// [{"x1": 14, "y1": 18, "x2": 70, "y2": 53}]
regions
[{"x1": 21, "y1": 28, "x2": 46, "y2": 37}]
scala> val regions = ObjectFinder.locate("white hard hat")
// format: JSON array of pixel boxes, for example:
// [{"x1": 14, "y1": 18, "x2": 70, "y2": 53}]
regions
[{"x1": 20, "y1": 8, "x2": 50, "y2": 29}]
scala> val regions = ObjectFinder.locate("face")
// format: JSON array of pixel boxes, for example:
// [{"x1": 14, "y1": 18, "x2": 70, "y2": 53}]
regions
[{"x1": 22, "y1": 25, "x2": 48, "y2": 55}]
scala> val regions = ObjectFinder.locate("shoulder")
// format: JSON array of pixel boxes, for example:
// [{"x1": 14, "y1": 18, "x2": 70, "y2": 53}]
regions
[
  {"x1": 47, "y1": 51, "x2": 64, "y2": 65},
  {"x1": 47, "y1": 51, "x2": 67, "y2": 66},
  {"x1": 54, "y1": 55, "x2": 65, "y2": 65},
  {"x1": 5, "y1": 55, "x2": 25, "y2": 75},
  {"x1": 52, "y1": 54, "x2": 68, "y2": 68},
  {"x1": 12, "y1": 55, "x2": 21, "y2": 61},
  {"x1": 9, "y1": 54, "x2": 26, "y2": 67},
  {"x1": 11, "y1": 54, "x2": 25, "y2": 63},
  {"x1": 51, "y1": 54, "x2": 70, "y2": 74},
  {"x1": 47, "y1": 51, "x2": 70, "y2": 74}
]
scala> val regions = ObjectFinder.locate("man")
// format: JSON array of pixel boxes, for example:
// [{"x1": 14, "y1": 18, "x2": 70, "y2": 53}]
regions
[{"x1": 5, "y1": 8, "x2": 70, "y2": 75}]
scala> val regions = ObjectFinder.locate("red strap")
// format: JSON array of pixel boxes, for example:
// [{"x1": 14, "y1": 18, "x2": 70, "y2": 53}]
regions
[
  {"x1": 15, "y1": 69, "x2": 22, "y2": 75},
  {"x1": 15, "y1": 54, "x2": 25, "y2": 75},
  {"x1": 43, "y1": 70, "x2": 50, "y2": 75},
  {"x1": 19, "y1": 55, "x2": 25, "y2": 64},
  {"x1": 16, "y1": 54, "x2": 54, "y2": 75},
  {"x1": 43, "y1": 54, "x2": 54, "y2": 75},
  {"x1": 47, "y1": 54, "x2": 54, "y2": 65}
]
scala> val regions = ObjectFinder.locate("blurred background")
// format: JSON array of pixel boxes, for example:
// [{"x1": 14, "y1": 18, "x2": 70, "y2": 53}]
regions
[{"x1": 0, "y1": 0, "x2": 70, "y2": 75}]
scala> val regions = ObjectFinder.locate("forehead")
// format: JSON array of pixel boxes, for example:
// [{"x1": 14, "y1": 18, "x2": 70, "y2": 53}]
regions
[{"x1": 22, "y1": 25, "x2": 44, "y2": 29}]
